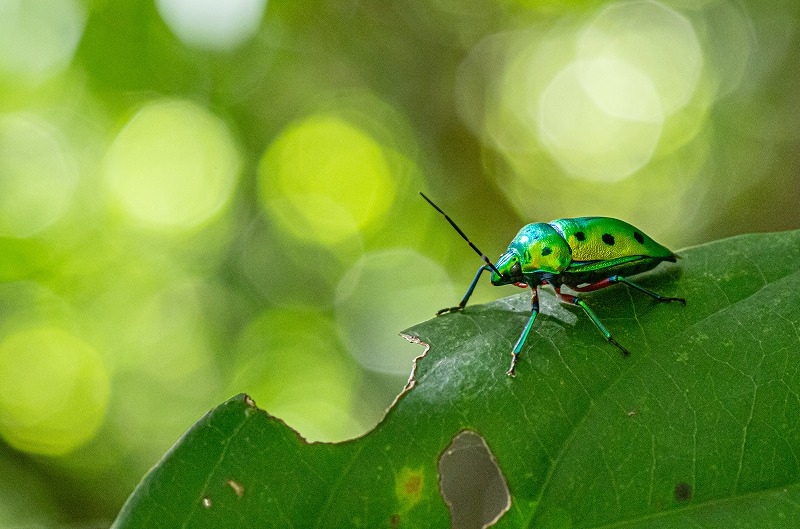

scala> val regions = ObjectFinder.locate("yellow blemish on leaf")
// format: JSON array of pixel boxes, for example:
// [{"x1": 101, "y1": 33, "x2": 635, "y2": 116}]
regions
[{"x1": 395, "y1": 467, "x2": 424, "y2": 511}]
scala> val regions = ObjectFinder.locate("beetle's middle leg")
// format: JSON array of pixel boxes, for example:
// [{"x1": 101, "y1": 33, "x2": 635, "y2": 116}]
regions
[
  {"x1": 507, "y1": 287, "x2": 539, "y2": 377},
  {"x1": 571, "y1": 276, "x2": 686, "y2": 305},
  {"x1": 555, "y1": 288, "x2": 629, "y2": 358}
]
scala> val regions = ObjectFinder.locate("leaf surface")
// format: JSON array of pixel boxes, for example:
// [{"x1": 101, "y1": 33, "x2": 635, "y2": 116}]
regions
[{"x1": 113, "y1": 230, "x2": 800, "y2": 528}]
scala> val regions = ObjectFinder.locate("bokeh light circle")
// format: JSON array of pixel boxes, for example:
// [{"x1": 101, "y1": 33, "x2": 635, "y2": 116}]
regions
[
  {"x1": 577, "y1": 0, "x2": 703, "y2": 117},
  {"x1": 576, "y1": 55, "x2": 663, "y2": 123},
  {"x1": 0, "y1": 114, "x2": 79, "y2": 237},
  {"x1": 537, "y1": 61, "x2": 663, "y2": 182},
  {"x1": 156, "y1": 0, "x2": 267, "y2": 51},
  {"x1": 455, "y1": 0, "x2": 717, "y2": 231},
  {"x1": 125, "y1": 281, "x2": 215, "y2": 380},
  {"x1": 105, "y1": 100, "x2": 241, "y2": 230},
  {"x1": 0, "y1": 0, "x2": 86, "y2": 81},
  {"x1": 231, "y1": 308, "x2": 361, "y2": 441},
  {"x1": 695, "y1": 0, "x2": 755, "y2": 98},
  {"x1": 335, "y1": 249, "x2": 454, "y2": 375},
  {"x1": 238, "y1": 217, "x2": 362, "y2": 309},
  {"x1": 0, "y1": 327, "x2": 110, "y2": 456},
  {"x1": 535, "y1": 0, "x2": 704, "y2": 182},
  {"x1": 259, "y1": 114, "x2": 397, "y2": 246}
]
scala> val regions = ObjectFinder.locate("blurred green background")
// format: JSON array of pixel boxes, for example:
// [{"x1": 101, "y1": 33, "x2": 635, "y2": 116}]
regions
[{"x1": 0, "y1": 0, "x2": 797, "y2": 524}]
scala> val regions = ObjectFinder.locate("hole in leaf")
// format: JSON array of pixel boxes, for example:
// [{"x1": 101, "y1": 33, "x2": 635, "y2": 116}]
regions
[{"x1": 438, "y1": 430, "x2": 510, "y2": 529}]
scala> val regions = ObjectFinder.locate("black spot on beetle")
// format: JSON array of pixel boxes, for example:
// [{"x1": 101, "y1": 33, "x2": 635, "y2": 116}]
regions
[
  {"x1": 633, "y1": 231, "x2": 645, "y2": 244},
  {"x1": 602, "y1": 233, "x2": 615, "y2": 246},
  {"x1": 575, "y1": 231, "x2": 586, "y2": 242},
  {"x1": 541, "y1": 247, "x2": 552, "y2": 256},
  {"x1": 674, "y1": 482, "x2": 692, "y2": 501}
]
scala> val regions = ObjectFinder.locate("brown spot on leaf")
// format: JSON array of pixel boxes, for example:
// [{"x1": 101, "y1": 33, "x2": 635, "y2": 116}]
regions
[
  {"x1": 404, "y1": 474, "x2": 422, "y2": 495},
  {"x1": 674, "y1": 482, "x2": 692, "y2": 501},
  {"x1": 390, "y1": 513, "x2": 400, "y2": 527},
  {"x1": 395, "y1": 467, "x2": 424, "y2": 510}
]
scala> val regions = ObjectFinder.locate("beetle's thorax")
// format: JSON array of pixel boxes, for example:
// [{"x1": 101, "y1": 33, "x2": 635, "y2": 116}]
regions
[
  {"x1": 515, "y1": 223, "x2": 571, "y2": 273},
  {"x1": 490, "y1": 223, "x2": 572, "y2": 286}
]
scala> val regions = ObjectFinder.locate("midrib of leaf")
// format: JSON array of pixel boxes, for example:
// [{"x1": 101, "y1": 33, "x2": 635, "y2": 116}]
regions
[{"x1": 180, "y1": 407, "x2": 251, "y2": 529}]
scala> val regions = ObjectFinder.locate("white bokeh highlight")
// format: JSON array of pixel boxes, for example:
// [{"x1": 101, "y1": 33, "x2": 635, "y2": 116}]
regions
[
  {"x1": 336, "y1": 249, "x2": 455, "y2": 375},
  {"x1": 0, "y1": 114, "x2": 78, "y2": 237},
  {"x1": 0, "y1": 0, "x2": 86, "y2": 81},
  {"x1": 156, "y1": 0, "x2": 267, "y2": 51}
]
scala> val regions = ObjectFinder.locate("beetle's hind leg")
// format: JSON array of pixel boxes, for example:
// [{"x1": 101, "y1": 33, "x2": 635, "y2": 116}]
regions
[
  {"x1": 571, "y1": 275, "x2": 686, "y2": 305},
  {"x1": 555, "y1": 288, "x2": 630, "y2": 358}
]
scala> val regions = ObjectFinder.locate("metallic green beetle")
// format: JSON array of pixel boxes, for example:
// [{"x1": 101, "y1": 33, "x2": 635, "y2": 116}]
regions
[{"x1": 421, "y1": 193, "x2": 685, "y2": 376}]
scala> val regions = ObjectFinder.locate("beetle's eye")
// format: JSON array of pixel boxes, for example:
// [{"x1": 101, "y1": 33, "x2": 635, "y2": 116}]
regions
[{"x1": 510, "y1": 262, "x2": 522, "y2": 278}]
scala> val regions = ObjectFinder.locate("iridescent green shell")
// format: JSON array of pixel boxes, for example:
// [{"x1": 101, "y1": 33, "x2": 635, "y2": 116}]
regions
[
  {"x1": 549, "y1": 217, "x2": 674, "y2": 263},
  {"x1": 509, "y1": 223, "x2": 571, "y2": 274},
  {"x1": 492, "y1": 217, "x2": 676, "y2": 286}
]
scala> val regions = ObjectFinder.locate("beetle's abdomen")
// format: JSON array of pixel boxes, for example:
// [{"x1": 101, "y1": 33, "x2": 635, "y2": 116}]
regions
[{"x1": 548, "y1": 217, "x2": 675, "y2": 262}]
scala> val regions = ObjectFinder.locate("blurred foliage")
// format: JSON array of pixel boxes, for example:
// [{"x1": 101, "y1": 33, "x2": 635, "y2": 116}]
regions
[
  {"x1": 114, "y1": 229, "x2": 800, "y2": 528},
  {"x1": 0, "y1": 0, "x2": 797, "y2": 524}
]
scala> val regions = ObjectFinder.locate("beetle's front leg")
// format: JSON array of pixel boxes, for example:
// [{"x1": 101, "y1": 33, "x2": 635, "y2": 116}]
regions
[
  {"x1": 507, "y1": 287, "x2": 539, "y2": 377},
  {"x1": 436, "y1": 265, "x2": 490, "y2": 316}
]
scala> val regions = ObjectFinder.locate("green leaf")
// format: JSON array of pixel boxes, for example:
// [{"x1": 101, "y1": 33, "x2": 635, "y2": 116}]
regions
[{"x1": 112, "y1": 229, "x2": 800, "y2": 528}]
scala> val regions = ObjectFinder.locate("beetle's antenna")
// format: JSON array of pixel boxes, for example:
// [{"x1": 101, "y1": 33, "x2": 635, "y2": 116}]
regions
[{"x1": 420, "y1": 192, "x2": 501, "y2": 276}]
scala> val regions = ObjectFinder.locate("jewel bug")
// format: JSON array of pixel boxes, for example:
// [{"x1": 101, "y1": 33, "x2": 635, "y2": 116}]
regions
[{"x1": 421, "y1": 192, "x2": 685, "y2": 376}]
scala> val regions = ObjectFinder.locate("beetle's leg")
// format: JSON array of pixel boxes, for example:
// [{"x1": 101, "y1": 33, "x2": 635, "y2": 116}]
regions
[
  {"x1": 611, "y1": 276, "x2": 686, "y2": 304},
  {"x1": 437, "y1": 265, "x2": 490, "y2": 316},
  {"x1": 507, "y1": 287, "x2": 539, "y2": 377},
  {"x1": 555, "y1": 288, "x2": 629, "y2": 357},
  {"x1": 571, "y1": 275, "x2": 686, "y2": 305}
]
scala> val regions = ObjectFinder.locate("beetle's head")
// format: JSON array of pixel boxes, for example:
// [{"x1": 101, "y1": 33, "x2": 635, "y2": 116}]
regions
[{"x1": 490, "y1": 249, "x2": 525, "y2": 286}]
